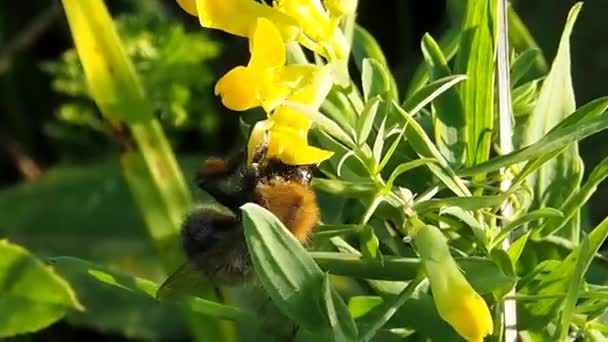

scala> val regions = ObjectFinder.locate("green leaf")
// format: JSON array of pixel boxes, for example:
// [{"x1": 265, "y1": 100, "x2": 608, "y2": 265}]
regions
[
  {"x1": 510, "y1": 48, "x2": 542, "y2": 86},
  {"x1": 454, "y1": 0, "x2": 496, "y2": 167},
  {"x1": 313, "y1": 179, "x2": 376, "y2": 197},
  {"x1": 519, "y1": 215, "x2": 608, "y2": 330},
  {"x1": 538, "y1": 154, "x2": 608, "y2": 237},
  {"x1": 50, "y1": 256, "x2": 255, "y2": 325},
  {"x1": 313, "y1": 225, "x2": 366, "y2": 239},
  {"x1": 385, "y1": 158, "x2": 438, "y2": 190},
  {"x1": 558, "y1": 237, "x2": 590, "y2": 340},
  {"x1": 458, "y1": 97, "x2": 608, "y2": 176},
  {"x1": 358, "y1": 277, "x2": 424, "y2": 342},
  {"x1": 402, "y1": 74, "x2": 467, "y2": 118},
  {"x1": 356, "y1": 95, "x2": 381, "y2": 146},
  {"x1": 419, "y1": 34, "x2": 466, "y2": 166},
  {"x1": 0, "y1": 157, "x2": 210, "y2": 339},
  {"x1": 241, "y1": 203, "x2": 345, "y2": 337},
  {"x1": 406, "y1": 29, "x2": 461, "y2": 97},
  {"x1": 60, "y1": 0, "x2": 149, "y2": 123},
  {"x1": 414, "y1": 195, "x2": 506, "y2": 213},
  {"x1": 372, "y1": 116, "x2": 388, "y2": 165},
  {"x1": 508, "y1": 231, "x2": 531, "y2": 264},
  {"x1": 311, "y1": 252, "x2": 419, "y2": 281},
  {"x1": 361, "y1": 59, "x2": 391, "y2": 102},
  {"x1": 321, "y1": 274, "x2": 358, "y2": 342},
  {"x1": 507, "y1": 5, "x2": 548, "y2": 74},
  {"x1": 351, "y1": 25, "x2": 398, "y2": 99},
  {"x1": 393, "y1": 102, "x2": 471, "y2": 197},
  {"x1": 512, "y1": 79, "x2": 541, "y2": 117},
  {"x1": 0, "y1": 240, "x2": 83, "y2": 337},
  {"x1": 492, "y1": 208, "x2": 564, "y2": 248},
  {"x1": 348, "y1": 296, "x2": 383, "y2": 319},
  {"x1": 520, "y1": 2, "x2": 583, "y2": 242}
]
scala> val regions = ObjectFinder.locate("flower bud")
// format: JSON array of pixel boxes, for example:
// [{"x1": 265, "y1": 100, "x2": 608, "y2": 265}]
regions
[{"x1": 412, "y1": 222, "x2": 493, "y2": 342}]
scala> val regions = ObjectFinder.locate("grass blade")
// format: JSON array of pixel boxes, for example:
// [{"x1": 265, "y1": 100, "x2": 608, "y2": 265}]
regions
[{"x1": 454, "y1": 0, "x2": 496, "y2": 168}]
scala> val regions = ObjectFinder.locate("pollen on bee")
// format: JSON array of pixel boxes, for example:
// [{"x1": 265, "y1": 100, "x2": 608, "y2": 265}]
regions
[
  {"x1": 199, "y1": 157, "x2": 228, "y2": 177},
  {"x1": 255, "y1": 181, "x2": 319, "y2": 242}
]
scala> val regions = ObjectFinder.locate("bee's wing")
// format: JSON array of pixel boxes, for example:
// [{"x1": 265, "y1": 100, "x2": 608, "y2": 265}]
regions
[{"x1": 156, "y1": 259, "x2": 218, "y2": 300}]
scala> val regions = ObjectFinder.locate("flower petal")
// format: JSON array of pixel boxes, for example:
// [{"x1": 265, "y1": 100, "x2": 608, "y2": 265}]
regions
[
  {"x1": 193, "y1": 0, "x2": 300, "y2": 41},
  {"x1": 215, "y1": 66, "x2": 259, "y2": 111},
  {"x1": 176, "y1": 0, "x2": 197, "y2": 16},
  {"x1": 249, "y1": 18, "x2": 286, "y2": 70},
  {"x1": 275, "y1": 0, "x2": 332, "y2": 41},
  {"x1": 272, "y1": 106, "x2": 311, "y2": 133},
  {"x1": 269, "y1": 130, "x2": 334, "y2": 165}
]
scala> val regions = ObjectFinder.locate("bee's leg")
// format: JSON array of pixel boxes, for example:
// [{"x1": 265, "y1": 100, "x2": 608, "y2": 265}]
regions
[{"x1": 250, "y1": 130, "x2": 270, "y2": 165}]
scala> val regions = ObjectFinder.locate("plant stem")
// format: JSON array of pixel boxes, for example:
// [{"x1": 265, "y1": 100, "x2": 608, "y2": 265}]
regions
[{"x1": 496, "y1": 0, "x2": 518, "y2": 341}]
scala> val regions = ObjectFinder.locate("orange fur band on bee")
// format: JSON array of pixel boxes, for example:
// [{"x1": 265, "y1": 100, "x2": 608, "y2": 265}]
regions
[{"x1": 255, "y1": 180, "x2": 319, "y2": 242}]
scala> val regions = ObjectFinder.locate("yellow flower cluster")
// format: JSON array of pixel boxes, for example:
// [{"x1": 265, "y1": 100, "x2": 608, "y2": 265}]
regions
[{"x1": 176, "y1": 0, "x2": 357, "y2": 165}]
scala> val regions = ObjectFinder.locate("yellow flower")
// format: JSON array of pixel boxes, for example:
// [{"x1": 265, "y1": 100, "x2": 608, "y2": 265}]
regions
[
  {"x1": 210, "y1": 17, "x2": 333, "y2": 166},
  {"x1": 176, "y1": 0, "x2": 346, "y2": 59},
  {"x1": 323, "y1": 0, "x2": 358, "y2": 17},
  {"x1": 411, "y1": 221, "x2": 493, "y2": 342},
  {"x1": 214, "y1": 17, "x2": 331, "y2": 113},
  {"x1": 247, "y1": 107, "x2": 334, "y2": 165}
]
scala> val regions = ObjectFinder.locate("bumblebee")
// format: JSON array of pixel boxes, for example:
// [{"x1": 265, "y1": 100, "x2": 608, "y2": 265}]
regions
[{"x1": 159, "y1": 135, "x2": 320, "y2": 294}]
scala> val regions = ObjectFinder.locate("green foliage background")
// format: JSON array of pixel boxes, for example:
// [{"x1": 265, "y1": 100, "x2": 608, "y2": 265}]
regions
[{"x1": 2, "y1": 0, "x2": 608, "y2": 341}]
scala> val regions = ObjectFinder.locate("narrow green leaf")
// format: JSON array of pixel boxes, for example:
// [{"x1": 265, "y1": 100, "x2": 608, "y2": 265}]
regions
[
  {"x1": 402, "y1": 74, "x2": 467, "y2": 121},
  {"x1": 372, "y1": 116, "x2": 387, "y2": 165},
  {"x1": 458, "y1": 97, "x2": 608, "y2": 176},
  {"x1": 538, "y1": 155, "x2": 608, "y2": 237},
  {"x1": 348, "y1": 296, "x2": 383, "y2": 319},
  {"x1": 352, "y1": 25, "x2": 398, "y2": 99},
  {"x1": 311, "y1": 252, "x2": 419, "y2": 281},
  {"x1": 357, "y1": 96, "x2": 382, "y2": 145},
  {"x1": 50, "y1": 257, "x2": 254, "y2": 323},
  {"x1": 321, "y1": 274, "x2": 358, "y2": 341},
  {"x1": 393, "y1": 101, "x2": 471, "y2": 196},
  {"x1": 359, "y1": 226, "x2": 379, "y2": 259},
  {"x1": 519, "y1": 215, "x2": 608, "y2": 329},
  {"x1": 414, "y1": 195, "x2": 506, "y2": 213},
  {"x1": 454, "y1": 0, "x2": 496, "y2": 167},
  {"x1": 385, "y1": 158, "x2": 437, "y2": 190},
  {"x1": 512, "y1": 79, "x2": 540, "y2": 117},
  {"x1": 507, "y1": 6, "x2": 548, "y2": 74},
  {"x1": 313, "y1": 179, "x2": 376, "y2": 197},
  {"x1": 359, "y1": 276, "x2": 425, "y2": 342},
  {"x1": 406, "y1": 29, "x2": 461, "y2": 97},
  {"x1": 241, "y1": 203, "x2": 331, "y2": 334},
  {"x1": 507, "y1": 231, "x2": 531, "y2": 264},
  {"x1": 0, "y1": 241, "x2": 83, "y2": 337},
  {"x1": 438, "y1": 206, "x2": 487, "y2": 245},
  {"x1": 61, "y1": 0, "x2": 194, "y2": 270},
  {"x1": 492, "y1": 208, "x2": 564, "y2": 248},
  {"x1": 520, "y1": 2, "x2": 583, "y2": 241},
  {"x1": 361, "y1": 59, "x2": 391, "y2": 102},
  {"x1": 377, "y1": 125, "x2": 406, "y2": 173},
  {"x1": 510, "y1": 48, "x2": 542, "y2": 86},
  {"x1": 313, "y1": 225, "x2": 366, "y2": 239},
  {"x1": 558, "y1": 237, "x2": 590, "y2": 340},
  {"x1": 420, "y1": 34, "x2": 466, "y2": 167}
]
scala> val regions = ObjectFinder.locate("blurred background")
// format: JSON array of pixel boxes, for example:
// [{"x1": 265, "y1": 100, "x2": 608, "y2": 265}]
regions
[{"x1": 0, "y1": 0, "x2": 606, "y2": 340}]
